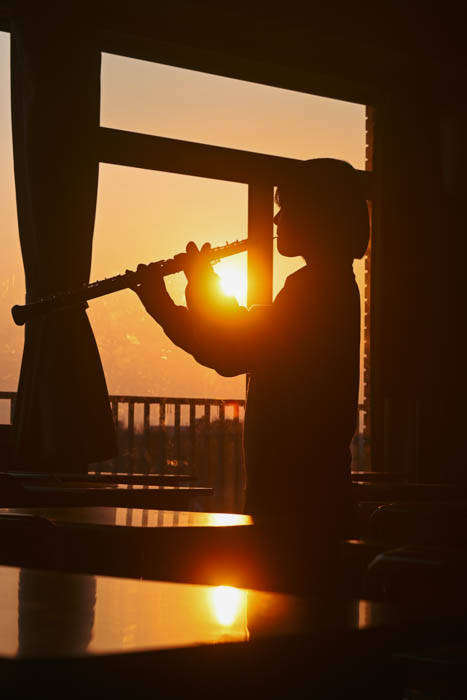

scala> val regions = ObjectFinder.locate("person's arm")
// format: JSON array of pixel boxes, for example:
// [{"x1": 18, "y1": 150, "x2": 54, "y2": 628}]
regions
[{"x1": 131, "y1": 243, "x2": 272, "y2": 376}]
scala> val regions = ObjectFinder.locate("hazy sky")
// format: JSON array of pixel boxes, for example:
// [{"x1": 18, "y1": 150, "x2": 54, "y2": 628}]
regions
[{"x1": 0, "y1": 32, "x2": 366, "y2": 422}]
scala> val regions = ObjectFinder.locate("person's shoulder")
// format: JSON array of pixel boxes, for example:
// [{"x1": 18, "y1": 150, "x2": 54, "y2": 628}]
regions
[
  {"x1": 280, "y1": 264, "x2": 312, "y2": 295},
  {"x1": 282, "y1": 264, "x2": 310, "y2": 290},
  {"x1": 271, "y1": 265, "x2": 311, "y2": 311}
]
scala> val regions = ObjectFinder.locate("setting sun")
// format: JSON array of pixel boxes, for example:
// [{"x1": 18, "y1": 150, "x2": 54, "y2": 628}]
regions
[{"x1": 215, "y1": 257, "x2": 247, "y2": 306}]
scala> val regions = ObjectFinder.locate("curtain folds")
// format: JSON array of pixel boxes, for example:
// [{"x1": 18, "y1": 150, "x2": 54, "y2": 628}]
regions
[{"x1": 10, "y1": 13, "x2": 116, "y2": 471}]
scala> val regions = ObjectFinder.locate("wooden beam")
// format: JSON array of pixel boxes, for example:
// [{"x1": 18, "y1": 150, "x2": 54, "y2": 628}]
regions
[{"x1": 99, "y1": 127, "x2": 372, "y2": 196}]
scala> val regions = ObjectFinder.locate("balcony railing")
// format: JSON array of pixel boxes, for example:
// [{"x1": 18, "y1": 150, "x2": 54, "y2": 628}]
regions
[
  {"x1": 0, "y1": 391, "x2": 369, "y2": 511},
  {"x1": 106, "y1": 394, "x2": 245, "y2": 512}
]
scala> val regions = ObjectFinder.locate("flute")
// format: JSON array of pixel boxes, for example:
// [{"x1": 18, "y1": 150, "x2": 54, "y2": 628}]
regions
[{"x1": 11, "y1": 238, "x2": 251, "y2": 326}]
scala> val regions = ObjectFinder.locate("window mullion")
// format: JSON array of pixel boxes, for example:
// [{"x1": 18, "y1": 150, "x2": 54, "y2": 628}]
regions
[{"x1": 247, "y1": 183, "x2": 274, "y2": 308}]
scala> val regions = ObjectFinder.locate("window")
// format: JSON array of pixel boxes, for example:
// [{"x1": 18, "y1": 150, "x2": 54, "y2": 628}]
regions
[
  {"x1": 98, "y1": 53, "x2": 367, "y2": 397},
  {"x1": 101, "y1": 53, "x2": 366, "y2": 162},
  {"x1": 0, "y1": 31, "x2": 23, "y2": 424},
  {"x1": 0, "y1": 39, "x2": 371, "y2": 491},
  {"x1": 96, "y1": 54, "x2": 370, "y2": 485},
  {"x1": 90, "y1": 165, "x2": 248, "y2": 399}
]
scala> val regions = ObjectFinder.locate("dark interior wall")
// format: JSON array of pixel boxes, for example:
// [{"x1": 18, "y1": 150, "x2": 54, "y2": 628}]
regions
[
  {"x1": 437, "y1": 101, "x2": 467, "y2": 484},
  {"x1": 371, "y1": 85, "x2": 467, "y2": 483},
  {"x1": 3, "y1": 1, "x2": 458, "y2": 104},
  {"x1": 371, "y1": 92, "x2": 442, "y2": 480}
]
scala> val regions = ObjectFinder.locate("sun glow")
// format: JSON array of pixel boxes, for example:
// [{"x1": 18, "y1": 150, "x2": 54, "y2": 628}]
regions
[{"x1": 215, "y1": 257, "x2": 247, "y2": 306}]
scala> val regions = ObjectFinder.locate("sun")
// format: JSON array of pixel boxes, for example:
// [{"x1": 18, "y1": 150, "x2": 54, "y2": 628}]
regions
[
  {"x1": 215, "y1": 258, "x2": 247, "y2": 306},
  {"x1": 219, "y1": 268, "x2": 247, "y2": 303}
]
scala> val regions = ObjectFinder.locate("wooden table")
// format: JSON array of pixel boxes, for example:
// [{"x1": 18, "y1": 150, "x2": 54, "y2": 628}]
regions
[
  {"x1": 1, "y1": 564, "x2": 465, "y2": 698},
  {"x1": 0, "y1": 482, "x2": 212, "y2": 510},
  {"x1": 0, "y1": 507, "x2": 254, "y2": 586},
  {"x1": 1, "y1": 471, "x2": 196, "y2": 486},
  {"x1": 1, "y1": 507, "x2": 387, "y2": 596}
]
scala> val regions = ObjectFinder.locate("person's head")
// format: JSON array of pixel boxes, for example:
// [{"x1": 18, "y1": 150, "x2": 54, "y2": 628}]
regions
[{"x1": 274, "y1": 158, "x2": 369, "y2": 263}]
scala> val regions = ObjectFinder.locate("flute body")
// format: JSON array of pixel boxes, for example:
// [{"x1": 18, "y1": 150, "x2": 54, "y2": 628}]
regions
[{"x1": 11, "y1": 238, "x2": 249, "y2": 326}]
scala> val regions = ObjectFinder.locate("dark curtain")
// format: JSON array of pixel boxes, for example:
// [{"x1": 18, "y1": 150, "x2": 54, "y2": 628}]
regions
[
  {"x1": 10, "y1": 11, "x2": 116, "y2": 471},
  {"x1": 372, "y1": 95, "x2": 444, "y2": 481}
]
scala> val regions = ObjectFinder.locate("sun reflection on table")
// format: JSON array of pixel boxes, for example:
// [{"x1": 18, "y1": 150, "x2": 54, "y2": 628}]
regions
[{"x1": 208, "y1": 585, "x2": 249, "y2": 641}]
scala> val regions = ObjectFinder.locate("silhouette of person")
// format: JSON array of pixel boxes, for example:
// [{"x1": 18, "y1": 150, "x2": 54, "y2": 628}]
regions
[{"x1": 132, "y1": 159, "x2": 369, "y2": 560}]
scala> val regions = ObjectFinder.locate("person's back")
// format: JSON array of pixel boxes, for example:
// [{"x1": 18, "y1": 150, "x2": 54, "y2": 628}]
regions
[{"x1": 244, "y1": 260, "x2": 360, "y2": 531}]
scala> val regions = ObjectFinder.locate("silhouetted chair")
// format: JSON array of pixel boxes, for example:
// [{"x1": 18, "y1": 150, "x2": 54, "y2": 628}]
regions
[
  {"x1": 0, "y1": 472, "x2": 27, "y2": 508},
  {"x1": 368, "y1": 501, "x2": 467, "y2": 546},
  {"x1": 366, "y1": 545, "x2": 467, "y2": 699},
  {"x1": 355, "y1": 501, "x2": 388, "y2": 538},
  {"x1": 338, "y1": 539, "x2": 390, "y2": 597},
  {"x1": 395, "y1": 644, "x2": 467, "y2": 700},
  {"x1": 366, "y1": 545, "x2": 467, "y2": 603}
]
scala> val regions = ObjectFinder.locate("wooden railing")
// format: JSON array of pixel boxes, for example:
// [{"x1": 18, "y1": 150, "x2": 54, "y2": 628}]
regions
[
  {"x1": 0, "y1": 391, "x2": 369, "y2": 511},
  {"x1": 105, "y1": 394, "x2": 245, "y2": 512}
]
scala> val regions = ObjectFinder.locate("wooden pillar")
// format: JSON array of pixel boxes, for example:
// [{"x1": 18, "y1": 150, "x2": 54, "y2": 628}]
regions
[{"x1": 247, "y1": 183, "x2": 274, "y2": 307}]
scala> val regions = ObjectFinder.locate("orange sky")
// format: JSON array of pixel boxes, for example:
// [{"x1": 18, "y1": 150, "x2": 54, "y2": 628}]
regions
[{"x1": 0, "y1": 33, "x2": 367, "y2": 422}]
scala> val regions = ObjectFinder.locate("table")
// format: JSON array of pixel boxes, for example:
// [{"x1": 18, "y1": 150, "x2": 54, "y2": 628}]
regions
[
  {"x1": 0, "y1": 507, "x2": 254, "y2": 586},
  {"x1": 0, "y1": 482, "x2": 212, "y2": 509},
  {"x1": 1, "y1": 506, "x2": 251, "y2": 527},
  {"x1": 1, "y1": 564, "x2": 464, "y2": 698},
  {"x1": 0, "y1": 507, "x2": 388, "y2": 596},
  {"x1": 2, "y1": 471, "x2": 195, "y2": 486}
]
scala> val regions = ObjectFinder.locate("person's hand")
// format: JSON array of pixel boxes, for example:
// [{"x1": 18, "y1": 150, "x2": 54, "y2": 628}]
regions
[
  {"x1": 127, "y1": 263, "x2": 172, "y2": 321},
  {"x1": 183, "y1": 241, "x2": 222, "y2": 313}
]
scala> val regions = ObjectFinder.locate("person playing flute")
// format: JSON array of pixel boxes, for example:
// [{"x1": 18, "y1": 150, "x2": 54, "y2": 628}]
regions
[{"x1": 132, "y1": 158, "x2": 369, "y2": 589}]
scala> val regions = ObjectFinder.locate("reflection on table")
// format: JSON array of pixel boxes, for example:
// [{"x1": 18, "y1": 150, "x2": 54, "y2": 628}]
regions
[
  {"x1": 0, "y1": 564, "x2": 413, "y2": 661},
  {"x1": 1, "y1": 507, "x2": 252, "y2": 528},
  {"x1": 0, "y1": 564, "x2": 333, "y2": 659},
  {"x1": 1, "y1": 567, "x2": 466, "y2": 698}
]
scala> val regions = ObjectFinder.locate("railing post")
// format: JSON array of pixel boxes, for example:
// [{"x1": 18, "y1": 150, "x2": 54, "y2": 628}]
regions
[
  {"x1": 217, "y1": 402, "x2": 225, "y2": 511},
  {"x1": 189, "y1": 401, "x2": 196, "y2": 477},
  {"x1": 10, "y1": 396, "x2": 16, "y2": 425},
  {"x1": 159, "y1": 399, "x2": 166, "y2": 474},
  {"x1": 174, "y1": 401, "x2": 181, "y2": 467},
  {"x1": 111, "y1": 397, "x2": 119, "y2": 473},
  {"x1": 143, "y1": 401, "x2": 150, "y2": 473},
  {"x1": 233, "y1": 402, "x2": 242, "y2": 512},
  {"x1": 203, "y1": 403, "x2": 211, "y2": 493},
  {"x1": 128, "y1": 401, "x2": 135, "y2": 474}
]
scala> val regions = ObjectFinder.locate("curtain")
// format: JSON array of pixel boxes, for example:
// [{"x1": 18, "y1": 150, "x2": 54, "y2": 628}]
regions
[
  {"x1": 374, "y1": 98, "x2": 443, "y2": 480},
  {"x1": 10, "y1": 11, "x2": 116, "y2": 471}
]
